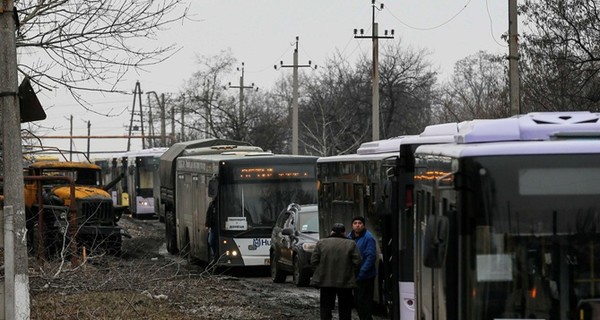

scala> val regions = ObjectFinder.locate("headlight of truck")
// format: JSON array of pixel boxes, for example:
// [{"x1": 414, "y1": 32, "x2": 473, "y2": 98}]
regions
[{"x1": 302, "y1": 242, "x2": 316, "y2": 252}]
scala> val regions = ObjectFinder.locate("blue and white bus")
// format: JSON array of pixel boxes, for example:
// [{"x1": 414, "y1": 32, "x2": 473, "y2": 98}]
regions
[{"x1": 413, "y1": 112, "x2": 600, "y2": 319}]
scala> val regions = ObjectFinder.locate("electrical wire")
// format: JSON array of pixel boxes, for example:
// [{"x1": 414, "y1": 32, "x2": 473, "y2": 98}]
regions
[{"x1": 386, "y1": 0, "x2": 473, "y2": 31}]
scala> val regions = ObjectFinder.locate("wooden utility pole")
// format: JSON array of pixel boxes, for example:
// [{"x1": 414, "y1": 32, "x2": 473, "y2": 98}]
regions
[
  {"x1": 275, "y1": 36, "x2": 316, "y2": 155},
  {"x1": 147, "y1": 91, "x2": 168, "y2": 147},
  {"x1": 0, "y1": 1, "x2": 31, "y2": 318},
  {"x1": 69, "y1": 115, "x2": 73, "y2": 161},
  {"x1": 228, "y1": 62, "x2": 256, "y2": 140},
  {"x1": 509, "y1": 0, "x2": 520, "y2": 115},
  {"x1": 355, "y1": 0, "x2": 394, "y2": 141},
  {"x1": 86, "y1": 120, "x2": 91, "y2": 159}
]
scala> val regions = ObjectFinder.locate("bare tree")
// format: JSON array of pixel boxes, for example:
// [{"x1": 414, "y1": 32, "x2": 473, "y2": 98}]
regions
[
  {"x1": 435, "y1": 51, "x2": 509, "y2": 123},
  {"x1": 15, "y1": 0, "x2": 190, "y2": 111},
  {"x1": 300, "y1": 53, "x2": 370, "y2": 156},
  {"x1": 378, "y1": 41, "x2": 437, "y2": 137},
  {"x1": 179, "y1": 50, "x2": 236, "y2": 140},
  {"x1": 520, "y1": 0, "x2": 600, "y2": 112}
]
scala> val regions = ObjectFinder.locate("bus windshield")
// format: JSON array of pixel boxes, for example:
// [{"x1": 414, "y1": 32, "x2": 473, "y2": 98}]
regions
[
  {"x1": 220, "y1": 180, "x2": 316, "y2": 231},
  {"x1": 462, "y1": 154, "x2": 600, "y2": 319}
]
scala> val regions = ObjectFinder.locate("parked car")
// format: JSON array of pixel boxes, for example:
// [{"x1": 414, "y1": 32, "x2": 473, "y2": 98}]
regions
[{"x1": 270, "y1": 203, "x2": 319, "y2": 287}]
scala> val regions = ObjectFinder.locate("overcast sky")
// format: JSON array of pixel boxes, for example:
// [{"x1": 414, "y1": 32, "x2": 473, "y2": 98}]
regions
[{"x1": 31, "y1": 0, "x2": 509, "y2": 158}]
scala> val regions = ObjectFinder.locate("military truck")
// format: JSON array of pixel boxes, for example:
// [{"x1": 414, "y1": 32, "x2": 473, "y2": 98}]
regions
[{"x1": 24, "y1": 161, "x2": 126, "y2": 258}]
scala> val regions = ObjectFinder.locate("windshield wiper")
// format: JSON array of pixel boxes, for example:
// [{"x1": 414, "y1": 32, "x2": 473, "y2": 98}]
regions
[{"x1": 234, "y1": 226, "x2": 272, "y2": 238}]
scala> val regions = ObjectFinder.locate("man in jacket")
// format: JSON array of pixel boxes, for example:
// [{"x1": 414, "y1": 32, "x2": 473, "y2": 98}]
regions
[
  {"x1": 311, "y1": 223, "x2": 361, "y2": 320},
  {"x1": 349, "y1": 216, "x2": 377, "y2": 320}
]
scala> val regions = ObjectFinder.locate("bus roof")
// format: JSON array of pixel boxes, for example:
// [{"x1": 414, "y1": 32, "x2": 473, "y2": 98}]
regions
[
  {"x1": 177, "y1": 153, "x2": 317, "y2": 164},
  {"x1": 318, "y1": 152, "x2": 399, "y2": 163},
  {"x1": 417, "y1": 111, "x2": 600, "y2": 158},
  {"x1": 455, "y1": 111, "x2": 600, "y2": 143},
  {"x1": 356, "y1": 122, "x2": 459, "y2": 156},
  {"x1": 416, "y1": 139, "x2": 600, "y2": 158},
  {"x1": 159, "y1": 138, "x2": 259, "y2": 190},
  {"x1": 124, "y1": 147, "x2": 169, "y2": 158},
  {"x1": 318, "y1": 122, "x2": 459, "y2": 163}
]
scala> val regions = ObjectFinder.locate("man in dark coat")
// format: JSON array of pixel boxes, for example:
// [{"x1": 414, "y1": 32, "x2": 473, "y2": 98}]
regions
[{"x1": 311, "y1": 223, "x2": 361, "y2": 320}]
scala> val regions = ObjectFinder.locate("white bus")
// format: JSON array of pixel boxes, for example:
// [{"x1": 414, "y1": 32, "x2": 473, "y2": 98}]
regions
[
  {"x1": 124, "y1": 148, "x2": 168, "y2": 218},
  {"x1": 316, "y1": 123, "x2": 457, "y2": 319},
  {"x1": 174, "y1": 151, "x2": 317, "y2": 267},
  {"x1": 413, "y1": 112, "x2": 600, "y2": 319}
]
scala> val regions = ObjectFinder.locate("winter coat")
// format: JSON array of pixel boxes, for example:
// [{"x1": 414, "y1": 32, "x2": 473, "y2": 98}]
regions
[
  {"x1": 310, "y1": 235, "x2": 361, "y2": 288},
  {"x1": 349, "y1": 229, "x2": 377, "y2": 281}
]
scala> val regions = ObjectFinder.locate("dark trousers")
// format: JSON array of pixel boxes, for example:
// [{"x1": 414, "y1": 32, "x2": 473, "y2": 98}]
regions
[
  {"x1": 319, "y1": 287, "x2": 353, "y2": 320},
  {"x1": 354, "y1": 277, "x2": 375, "y2": 320}
]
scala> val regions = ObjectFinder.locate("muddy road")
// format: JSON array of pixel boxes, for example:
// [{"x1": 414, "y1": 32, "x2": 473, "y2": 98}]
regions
[{"x1": 28, "y1": 216, "x2": 385, "y2": 319}]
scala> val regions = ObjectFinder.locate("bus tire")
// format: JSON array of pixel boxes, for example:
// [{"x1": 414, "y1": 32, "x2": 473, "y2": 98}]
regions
[{"x1": 165, "y1": 209, "x2": 178, "y2": 254}]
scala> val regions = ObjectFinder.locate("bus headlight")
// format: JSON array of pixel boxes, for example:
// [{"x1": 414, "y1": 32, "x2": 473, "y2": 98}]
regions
[
  {"x1": 302, "y1": 242, "x2": 316, "y2": 252},
  {"x1": 226, "y1": 250, "x2": 238, "y2": 257}
]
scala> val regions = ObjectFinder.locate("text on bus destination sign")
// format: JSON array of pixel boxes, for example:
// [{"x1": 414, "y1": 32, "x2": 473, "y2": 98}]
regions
[{"x1": 237, "y1": 167, "x2": 312, "y2": 180}]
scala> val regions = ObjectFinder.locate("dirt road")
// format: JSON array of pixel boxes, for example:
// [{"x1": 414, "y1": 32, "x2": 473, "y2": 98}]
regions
[{"x1": 28, "y1": 216, "x2": 384, "y2": 319}]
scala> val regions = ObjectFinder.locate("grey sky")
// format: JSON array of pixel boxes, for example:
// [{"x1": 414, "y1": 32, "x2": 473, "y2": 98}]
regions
[{"x1": 32, "y1": 0, "x2": 509, "y2": 158}]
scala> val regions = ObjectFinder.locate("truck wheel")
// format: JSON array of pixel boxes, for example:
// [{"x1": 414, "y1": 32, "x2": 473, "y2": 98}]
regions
[
  {"x1": 271, "y1": 252, "x2": 286, "y2": 283},
  {"x1": 293, "y1": 255, "x2": 310, "y2": 287},
  {"x1": 165, "y1": 210, "x2": 178, "y2": 254}
]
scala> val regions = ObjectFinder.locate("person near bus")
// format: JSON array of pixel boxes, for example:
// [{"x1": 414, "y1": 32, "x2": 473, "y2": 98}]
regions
[
  {"x1": 311, "y1": 223, "x2": 361, "y2": 320},
  {"x1": 348, "y1": 216, "x2": 377, "y2": 320},
  {"x1": 205, "y1": 199, "x2": 219, "y2": 262}
]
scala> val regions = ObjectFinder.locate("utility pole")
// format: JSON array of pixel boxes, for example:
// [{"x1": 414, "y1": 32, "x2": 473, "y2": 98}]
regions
[
  {"x1": 86, "y1": 120, "x2": 91, "y2": 159},
  {"x1": 146, "y1": 95, "x2": 154, "y2": 148},
  {"x1": 147, "y1": 91, "x2": 167, "y2": 147},
  {"x1": 275, "y1": 36, "x2": 316, "y2": 155},
  {"x1": 0, "y1": 1, "x2": 31, "y2": 318},
  {"x1": 170, "y1": 106, "x2": 176, "y2": 143},
  {"x1": 354, "y1": 0, "x2": 394, "y2": 141},
  {"x1": 508, "y1": 0, "x2": 520, "y2": 115},
  {"x1": 127, "y1": 81, "x2": 145, "y2": 151},
  {"x1": 69, "y1": 115, "x2": 73, "y2": 161},
  {"x1": 181, "y1": 95, "x2": 185, "y2": 141},
  {"x1": 228, "y1": 62, "x2": 256, "y2": 140}
]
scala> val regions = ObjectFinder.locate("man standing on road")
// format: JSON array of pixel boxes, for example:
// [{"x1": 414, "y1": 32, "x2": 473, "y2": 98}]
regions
[
  {"x1": 349, "y1": 216, "x2": 377, "y2": 320},
  {"x1": 311, "y1": 223, "x2": 361, "y2": 320},
  {"x1": 205, "y1": 198, "x2": 218, "y2": 263}
]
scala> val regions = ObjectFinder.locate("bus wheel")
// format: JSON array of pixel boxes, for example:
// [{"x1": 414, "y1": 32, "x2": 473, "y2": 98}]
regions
[
  {"x1": 165, "y1": 210, "x2": 178, "y2": 254},
  {"x1": 271, "y1": 252, "x2": 286, "y2": 283}
]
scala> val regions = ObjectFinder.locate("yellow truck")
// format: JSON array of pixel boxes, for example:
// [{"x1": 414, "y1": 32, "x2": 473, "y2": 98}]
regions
[{"x1": 24, "y1": 161, "x2": 126, "y2": 258}]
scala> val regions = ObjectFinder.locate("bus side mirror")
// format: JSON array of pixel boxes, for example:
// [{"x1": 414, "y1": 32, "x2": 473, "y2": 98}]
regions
[
  {"x1": 423, "y1": 215, "x2": 449, "y2": 268},
  {"x1": 208, "y1": 179, "x2": 218, "y2": 198}
]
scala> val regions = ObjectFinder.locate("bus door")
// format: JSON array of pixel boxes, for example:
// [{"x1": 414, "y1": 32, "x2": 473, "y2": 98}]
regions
[
  {"x1": 190, "y1": 174, "x2": 209, "y2": 261},
  {"x1": 416, "y1": 172, "x2": 456, "y2": 320}
]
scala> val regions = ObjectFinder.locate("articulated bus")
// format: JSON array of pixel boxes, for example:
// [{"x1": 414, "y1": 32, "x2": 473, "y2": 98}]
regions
[
  {"x1": 175, "y1": 152, "x2": 317, "y2": 267},
  {"x1": 124, "y1": 148, "x2": 168, "y2": 218},
  {"x1": 413, "y1": 112, "x2": 600, "y2": 320},
  {"x1": 317, "y1": 123, "x2": 457, "y2": 319}
]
